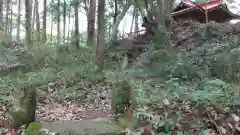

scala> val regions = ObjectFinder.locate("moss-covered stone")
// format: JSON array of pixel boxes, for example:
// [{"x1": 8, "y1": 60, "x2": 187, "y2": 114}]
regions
[
  {"x1": 8, "y1": 87, "x2": 36, "y2": 128},
  {"x1": 26, "y1": 123, "x2": 42, "y2": 135},
  {"x1": 111, "y1": 80, "x2": 135, "y2": 115}
]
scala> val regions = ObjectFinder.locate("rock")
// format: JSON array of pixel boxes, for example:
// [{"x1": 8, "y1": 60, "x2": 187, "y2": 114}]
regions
[{"x1": 41, "y1": 119, "x2": 124, "y2": 135}]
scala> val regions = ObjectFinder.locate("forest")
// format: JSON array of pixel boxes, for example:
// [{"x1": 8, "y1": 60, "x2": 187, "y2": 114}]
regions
[{"x1": 0, "y1": 0, "x2": 240, "y2": 134}]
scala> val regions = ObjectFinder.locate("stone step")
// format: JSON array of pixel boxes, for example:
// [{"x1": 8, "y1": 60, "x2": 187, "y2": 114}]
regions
[{"x1": 41, "y1": 119, "x2": 124, "y2": 135}]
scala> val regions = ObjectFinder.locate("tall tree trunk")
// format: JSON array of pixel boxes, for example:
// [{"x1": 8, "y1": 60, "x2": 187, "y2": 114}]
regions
[
  {"x1": 50, "y1": 18, "x2": 53, "y2": 43},
  {"x1": 113, "y1": 0, "x2": 117, "y2": 24},
  {"x1": 144, "y1": 0, "x2": 148, "y2": 12},
  {"x1": 0, "y1": 0, "x2": 3, "y2": 30},
  {"x1": 134, "y1": 0, "x2": 146, "y2": 17},
  {"x1": 32, "y1": 1, "x2": 36, "y2": 32},
  {"x1": 35, "y1": 0, "x2": 40, "y2": 43},
  {"x1": 9, "y1": 2, "x2": 13, "y2": 37},
  {"x1": 134, "y1": 8, "x2": 139, "y2": 32},
  {"x1": 108, "y1": 0, "x2": 117, "y2": 39},
  {"x1": 164, "y1": 0, "x2": 174, "y2": 31},
  {"x1": 74, "y1": 0, "x2": 79, "y2": 49},
  {"x1": 42, "y1": 0, "x2": 47, "y2": 42},
  {"x1": 57, "y1": 0, "x2": 60, "y2": 45},
  {"x1": 96, "y1": 0, "x2": 105, "y2": 70},
  {"x1": 17, "y1": 0, "x2": 21, "y2": 40},
  {"x1": 130, "y1": 8, "x2": 135, "y2": 33},
  {"x1": 63, "y1": 0, "x2": 66, "y2": 43},
  {"x1": 87, "y1": 0, "x2": 96, "y2": 47},
  {"x1": 67, "y1": 8, "x2": 71, "y2": 43},
  {"x1": 5, "y1": 0, "x2": 9, "y2": 35},
  {"x1": 25, "y1": 0, "x2": 32, "y2": 46},
  {"x1": 110, "y1": 0, "x2": 131, "y2": 41}
]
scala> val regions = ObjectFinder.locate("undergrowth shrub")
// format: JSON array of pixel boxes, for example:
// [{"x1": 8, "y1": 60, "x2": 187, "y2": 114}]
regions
[
  {"x1": 0, "y1": 43, "x2": 101, "y2": 106},
  {"x1": 2, "y1": 41, "x2": 96, "y2": 72},
  {"x1": 107, "y1": 27, "x2": 240, "y2": 131},
  {"x1": 137, "y1": 32, "x2": 240, "y2": 83},
  {"x1": 104, "y1": 58, "x2": 240, "y2": 132},
  {"x1": 137, "y1": 48, "x2": 204, "y2": 80}
]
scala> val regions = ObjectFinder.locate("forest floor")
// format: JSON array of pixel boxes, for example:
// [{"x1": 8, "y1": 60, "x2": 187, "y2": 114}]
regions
[
  {"x1": 1, "y1": 20, "x2": 240, "y2": 135},
  {"x1": 0, "y1": 78, "x2": 117, "y2": 134},
  {"x1": 35, "y1": 79, "x2": 112, "y2": 122}
]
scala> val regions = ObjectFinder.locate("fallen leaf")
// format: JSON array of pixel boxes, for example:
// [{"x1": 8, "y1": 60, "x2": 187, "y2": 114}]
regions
[
  {"x1": 236, "y1": 126, "x2": 240, "y2": 131},
  {"x1": 163, "y1": 99, "x2": 170, "y2": 106},
  {"x1": 227, "y1": 122, "x2": 233, "y2": 129},
  {"x1": 231, "y1": 114, "x2": 239, "y2": 122},
  {"x1": 219, "y1": 126, "x2": 226, "y2": 134},
  {"x1": 49, "y1": 132, "x2": 59, "y2": 135}
]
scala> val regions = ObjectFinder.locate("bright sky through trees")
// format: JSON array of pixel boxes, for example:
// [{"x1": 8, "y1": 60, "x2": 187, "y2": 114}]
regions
[{"x1": 9, "y1": 0, "x2": 143, "y2": 38}]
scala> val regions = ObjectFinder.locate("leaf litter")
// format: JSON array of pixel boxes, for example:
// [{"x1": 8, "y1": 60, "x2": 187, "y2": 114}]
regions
[
  {"x1": 36, "y1": 79, "x2": 113, "y2": 122},
  {"x1": 1, "y1": 66, "x2": 240, "y2": 134},
  {"x1": 0, "y1": 78, "x2": 114, "y2": 134}
]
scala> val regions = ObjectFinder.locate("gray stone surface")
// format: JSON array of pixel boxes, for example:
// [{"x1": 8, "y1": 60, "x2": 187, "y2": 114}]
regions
[{"x1": 41, "y1": 119, "x2": 124, "y2": 135}]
